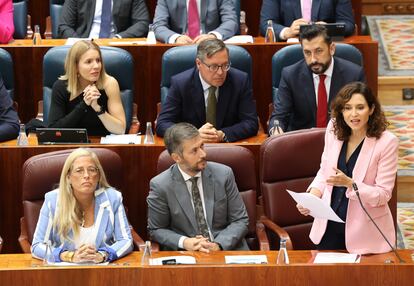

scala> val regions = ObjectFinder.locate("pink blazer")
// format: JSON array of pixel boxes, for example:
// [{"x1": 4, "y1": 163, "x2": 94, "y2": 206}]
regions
[
  {"x1": 309, "y1": 120, "x2": 398, "y2": 254},
  {"x1": 0, "y1": 0, "x2": 14, "y2": 44}
]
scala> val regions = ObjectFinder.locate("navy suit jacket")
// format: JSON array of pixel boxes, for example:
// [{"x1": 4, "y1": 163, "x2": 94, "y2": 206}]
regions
[
  {"x1": 268, "y1": 57, "x2": 365, "y2": 132},
  {"x1": 260, "y1": 0, "x2": 355, "y2": 40},
  {"x1": 58, "y1": 0, "x2": 150, "y2": 38},
  {"x1": 0, "y1": 77, "x2": 19, "y2": 142},
  {"x1": 156, "y1": 67, "x2": 258, "y2": 142}
]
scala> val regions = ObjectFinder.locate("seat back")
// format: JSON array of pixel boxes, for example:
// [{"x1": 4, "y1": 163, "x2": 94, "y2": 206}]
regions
[
  {"x1": 12, "y1": 0, "x2": 28, "y2": 39},
  {"x1": 156, "y1": 145, "x2": 260, "y2": 250},
  {"x1": 50, "y1": 0, "x2": 65, "y2": 38},
  {"x1": 42, "y1": 45, "x2": 134, "y2": 131},
  {"x1": 22, "y1": 148, "x2": 123, "y2": 244},
  {"x1": 271, "y1": 43, "x2": 363, "y2": 102},
  {"x1": 0, "y1": 48, "x2": 14, "y2": 99},
  {"x1": 260, "y1": 128, "x2": 325, "y2": 249},
  {"x1": 160, "y1": 45, "x2": 252, "y2": 104}
]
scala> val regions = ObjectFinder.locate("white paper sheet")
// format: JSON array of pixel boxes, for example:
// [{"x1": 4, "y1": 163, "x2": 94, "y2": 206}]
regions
[
  {"x1": 314, "y1": 252, "x2": 361, "y2": 264},
  {"x1": 100, "y1": 134, "x2": 142, "y2": 144},
  {"x1": 224, "y1": 35, "x2": 254, "y2": 44},
  {"x1": 225, "y1": 255, "x2": 268, "y2": 264},
  {"x1": 286, "y1": 189, "x2": 345, "y2": 223},
  {"x1": 150, "y1": 255, "x2": 196, "y2": 265},
  {"x1": 65, "y1": 38, "x2": 93, "y2": 45}
]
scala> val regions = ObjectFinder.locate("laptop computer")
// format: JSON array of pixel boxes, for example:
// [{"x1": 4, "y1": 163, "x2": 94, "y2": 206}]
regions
[
  {"x1": 300, "y1": 23, "x2": 346, "y2": 41},
  {"x1": 36, "y1": 128, "x2": 89, "y2": 145}
]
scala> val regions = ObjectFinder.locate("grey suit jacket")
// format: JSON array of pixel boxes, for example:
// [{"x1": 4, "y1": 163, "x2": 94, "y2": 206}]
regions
[
  {"x1": 153, "y1": 0, "x2": 238, "y2": 43},
  {"x1": 147, "y1": 162, "x2": 249, "y2": 250},
  {"x1": 58, "y1": 0, "x2": 150, "y2": 38}
]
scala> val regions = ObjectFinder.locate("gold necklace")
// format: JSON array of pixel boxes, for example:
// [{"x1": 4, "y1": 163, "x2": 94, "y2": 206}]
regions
[{"x1": 81, "y1": 211, "x2": 85, "y2": 227}]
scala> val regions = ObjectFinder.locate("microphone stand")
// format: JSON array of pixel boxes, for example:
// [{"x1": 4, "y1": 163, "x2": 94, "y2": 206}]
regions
[{"x1": 354, "y1": 189, "x2": 405, "y2": 263}]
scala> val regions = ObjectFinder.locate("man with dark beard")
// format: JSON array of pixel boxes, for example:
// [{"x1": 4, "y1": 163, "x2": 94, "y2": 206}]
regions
[
  {"x1": 147, "y1": 123, "x2": 249, "y2": 251},
  {"x1": 268, "y1": 25, "x2": 365, "y2": 134}
]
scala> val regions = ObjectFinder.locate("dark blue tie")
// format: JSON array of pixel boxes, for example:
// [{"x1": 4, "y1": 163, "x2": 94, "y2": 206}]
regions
[{"x1": 99, "y1": 0, "x2": 112, "y2": 38}]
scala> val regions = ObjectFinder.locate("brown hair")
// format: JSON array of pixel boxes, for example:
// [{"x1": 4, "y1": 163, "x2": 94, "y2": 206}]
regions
[{"x1": 331, "y1": 82, "x2": 388, "y2": 141}]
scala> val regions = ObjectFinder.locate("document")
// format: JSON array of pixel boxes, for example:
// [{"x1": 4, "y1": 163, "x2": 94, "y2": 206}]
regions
[
  {"x1": 225, "y1": 255, "x2": 268, "y2": 264},
  {"x1": 224, "y1": 35, "x2": 254, "y2": 44},
  {"x1": 286, "y1": 190, "x2": 344, "y2": 223},
  {"x1": 314, "y1": 252, "x2": 361, "y2": 264},
  {"x1": 150, "y1": 255, "x2": 196, "y2": 265},
  {"x1": 100, "y1": 134, "x2": 142, "y2": 144}
]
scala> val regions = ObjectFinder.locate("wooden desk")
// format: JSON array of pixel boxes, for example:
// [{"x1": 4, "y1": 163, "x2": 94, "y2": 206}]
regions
[
  {"x1": 0, "y1": 135, "x2": 266, "y2": 253},
  {"x1": 0, "y1": 37, "x2": 378, "y2": 130},
  {"x1": 0, "y1": 250, "x2": 412, "y2": 286}
]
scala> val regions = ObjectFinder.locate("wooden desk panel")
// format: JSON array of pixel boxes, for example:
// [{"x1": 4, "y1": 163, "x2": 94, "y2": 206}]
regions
[
  {"x1": 0, "y1": 37, "x2": 377, "y2": 130},
  {"x1": 0, "y1": 135, "x2": 265, "y2": 254},
  {"x1": 0, "y1": 250, "x2": 412, "y2": 286}
]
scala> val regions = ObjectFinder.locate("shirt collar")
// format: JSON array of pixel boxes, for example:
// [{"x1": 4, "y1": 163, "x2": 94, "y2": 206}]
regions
[
  {"x1": 177, "y1": 164, "x2": 202, "y2": 182},
  {"x1": 198, "y1": 71, "x2": 213, "y2": 92}
]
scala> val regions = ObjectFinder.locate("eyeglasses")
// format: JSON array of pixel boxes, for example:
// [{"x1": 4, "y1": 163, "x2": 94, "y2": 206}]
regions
[
  {"x1": 201, "y1": 61, "x2": 231, "y2": 72},
  {"x1": 71, "y1": 167, "x2": 99, "y2": 177}
]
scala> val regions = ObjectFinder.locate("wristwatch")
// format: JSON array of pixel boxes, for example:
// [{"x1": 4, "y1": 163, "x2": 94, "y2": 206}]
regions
[
  {"x1": 95, "y1": 105, "x2": 105, "y2": 116},
  {"x1": 98, "y1": 251, "x2": 108, "y2": 262},
  {"x1": 352, "y1": 182, "x2": 358, "y2": 191}
]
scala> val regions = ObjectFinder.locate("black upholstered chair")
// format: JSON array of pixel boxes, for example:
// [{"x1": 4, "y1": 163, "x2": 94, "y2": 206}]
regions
[
  {"x1": 0, "y1": 48, "x2": 14, "y2": 99},
  {"x1": 12, "y1": 0, "x2": 28, "y2": 39}
]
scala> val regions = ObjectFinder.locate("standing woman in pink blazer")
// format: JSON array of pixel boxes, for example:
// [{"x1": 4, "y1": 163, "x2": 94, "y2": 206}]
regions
[
  {"x1": 297, "y1": 81, "x2": 398, "y2": 254},
  {"x1": 0, "y1": 0, "x2": 14, "y2": 43}
]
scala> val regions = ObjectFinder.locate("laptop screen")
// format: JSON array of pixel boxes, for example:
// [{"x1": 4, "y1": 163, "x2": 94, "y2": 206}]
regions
[{"x1": 36, "y1": 128, "x2": 89, "y2": 145}]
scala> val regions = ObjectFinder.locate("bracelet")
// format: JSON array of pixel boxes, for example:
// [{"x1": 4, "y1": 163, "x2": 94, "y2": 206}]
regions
[{"x1": 64, "y1": 251, "x2": 75, "y2": 262}]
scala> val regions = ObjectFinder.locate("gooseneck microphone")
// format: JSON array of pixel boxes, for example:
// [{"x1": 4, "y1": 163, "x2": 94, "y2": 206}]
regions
[{"x1": 353, "y1": 183, "x2": 405, "y2": 263}]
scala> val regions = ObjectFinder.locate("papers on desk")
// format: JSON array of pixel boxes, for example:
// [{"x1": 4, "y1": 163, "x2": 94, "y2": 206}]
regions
[
  {"x1": 100, "y1": 134, "x2": 142, "y2": 144},
  {"x1": 224, "y1": 35, "x2": 254, "y2": 44},
  {"x1": 286, "y1": 190, "x2": 345, "y2": 223},
  {"x1": 287, "y1": 38, "x2": 300, "y2": 43},
  {"x1": 314, "y1": 252, "x2": 361, "y2": 264},
  {"x1": 108, "y1": 40, "x2": 148, "y2": 45},
  {"x1": 150, "y1": 256, "x2": 196, "y2": 265},
  {"x1": 225, "y1": 255, "x2": 268, "y2": 264},
  {"x1": 65, "y1": 38, "x2": 93, "y2": 45},
  {"x1": 45, "y1": 261, "x2": 110, "y2": 266}
]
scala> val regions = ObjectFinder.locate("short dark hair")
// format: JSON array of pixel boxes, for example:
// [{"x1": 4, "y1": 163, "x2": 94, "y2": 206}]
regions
[
  {"x1": 164, "y1": 123, "x2": 200, "y2": 155},
  {"x1": 196, "y1": 38, "x2": 229, "y2": 61},
  {"x1": 299, "y1": 24, "x2": 332, "y2": 46},
  {"x1": 331, "y1": 82, "x2": 388, "y2": 141}
]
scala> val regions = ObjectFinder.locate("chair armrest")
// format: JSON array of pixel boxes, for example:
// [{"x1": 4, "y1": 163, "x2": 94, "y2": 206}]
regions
[
  {"x1": 18, "y1": 217, "x2": 32, "y2": 253},
  {"x1": 256, "y1": 221, "x2": 270, "y2": 251},
  {"x1": 130, "y1": 226, "x2": 145, "y2": 249},
  {"x1": 260, "y1": 216, "x2": 293, "y2": 250}
]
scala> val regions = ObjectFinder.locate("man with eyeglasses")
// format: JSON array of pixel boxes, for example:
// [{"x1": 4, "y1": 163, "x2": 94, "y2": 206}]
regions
[
  {"x1": 156, "y1": 39, "x2": 258, "y2": 142},
  {"x1": 268, "y1": 24, "x2": 365, "y2": 135}
]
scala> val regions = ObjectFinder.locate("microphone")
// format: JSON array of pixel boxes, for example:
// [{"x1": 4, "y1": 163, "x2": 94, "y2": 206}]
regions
[{"x1": 353, "y1": 183, "x2": 405, "y2": 263}]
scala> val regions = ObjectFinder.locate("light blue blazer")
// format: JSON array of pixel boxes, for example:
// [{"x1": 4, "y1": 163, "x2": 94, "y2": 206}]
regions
[{"x1": 31, "y1": 188, "x2": 133, "y2": 262}]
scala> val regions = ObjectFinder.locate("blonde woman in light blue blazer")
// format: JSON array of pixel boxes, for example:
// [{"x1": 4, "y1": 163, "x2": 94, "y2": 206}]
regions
[{"x1": 31, "y1": 148, "x2": 133, "y2": 263}]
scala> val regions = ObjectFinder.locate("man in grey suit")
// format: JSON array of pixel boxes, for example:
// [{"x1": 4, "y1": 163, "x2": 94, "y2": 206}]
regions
[
  {"x1": 58, "y1": 0, "x2": 150, "y2": 38},
  {"x1": 147, "y1": 123, "x2": 249, "y2": 251},
  {"x1": 153, "y1": 0, "x2": 238, "y2": 44}
]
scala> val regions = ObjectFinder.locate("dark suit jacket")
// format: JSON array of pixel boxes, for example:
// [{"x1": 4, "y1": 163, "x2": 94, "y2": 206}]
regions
[
  {"x1": 268, "y1": 57, "x2": 365, "y2": 132},
  {"x1": 156, "y1": 67, "x2": 259, "y2": 142},
  {"x1": 58, "y1": 0, "x2": 150, "y2": 38},
  {"x1": 0, "y1": 77, "x2": 19, "y2": 142},
  {"x1": 260, "y1": 0, "x2": 355, "y2": 40},
  {"x1": 147, "y1": 162, "x2": 249, "y2": 250}
]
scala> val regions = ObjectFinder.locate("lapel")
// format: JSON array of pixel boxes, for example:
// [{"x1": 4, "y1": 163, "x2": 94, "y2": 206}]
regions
[
  {"x1": 93, "y1": 189, "x2": 111, "y2": 246},
  {"x1": 327, "y1": 131, "x2": 343, "y2": 193},
  {"x1": 192, "y1": 69, "x2": 207, "y2": 124},
  {"x1": 293, "y1": 0, "x2": 302, "y2": 19},
  {"x1": 86, "y1": 0, "x2": 96, "y2": 32},
  {"x1": 112, "y1": 0, "x2": 120, "y2": 18},
  {"x1": 200, "y1": 0, "x2": 208, "y2": 34},
  {"x1": 215, "y1": 75, "x2": 232, "y2": 129},
  {"x1": 311, "y1": 0, "x2": 322, "y2": 21},
  {"x1": 179, "y1": 0, "x2": 188, "y2": 33},
  {"x1": 352, "y1": 136, "x2": 377, "y2": 182},
  {"x1": 171, "y1": 165, "x2": 199, "y2": 231},
  {"x1": 299, "y1": 63, "x2": 317, "y2": 118},
  {"x1": 201, "y1": 164, "x2": 214, "y2": 229},
  {"x1": 329, "y1": 57, "x2": 342, "y2": 103}
]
